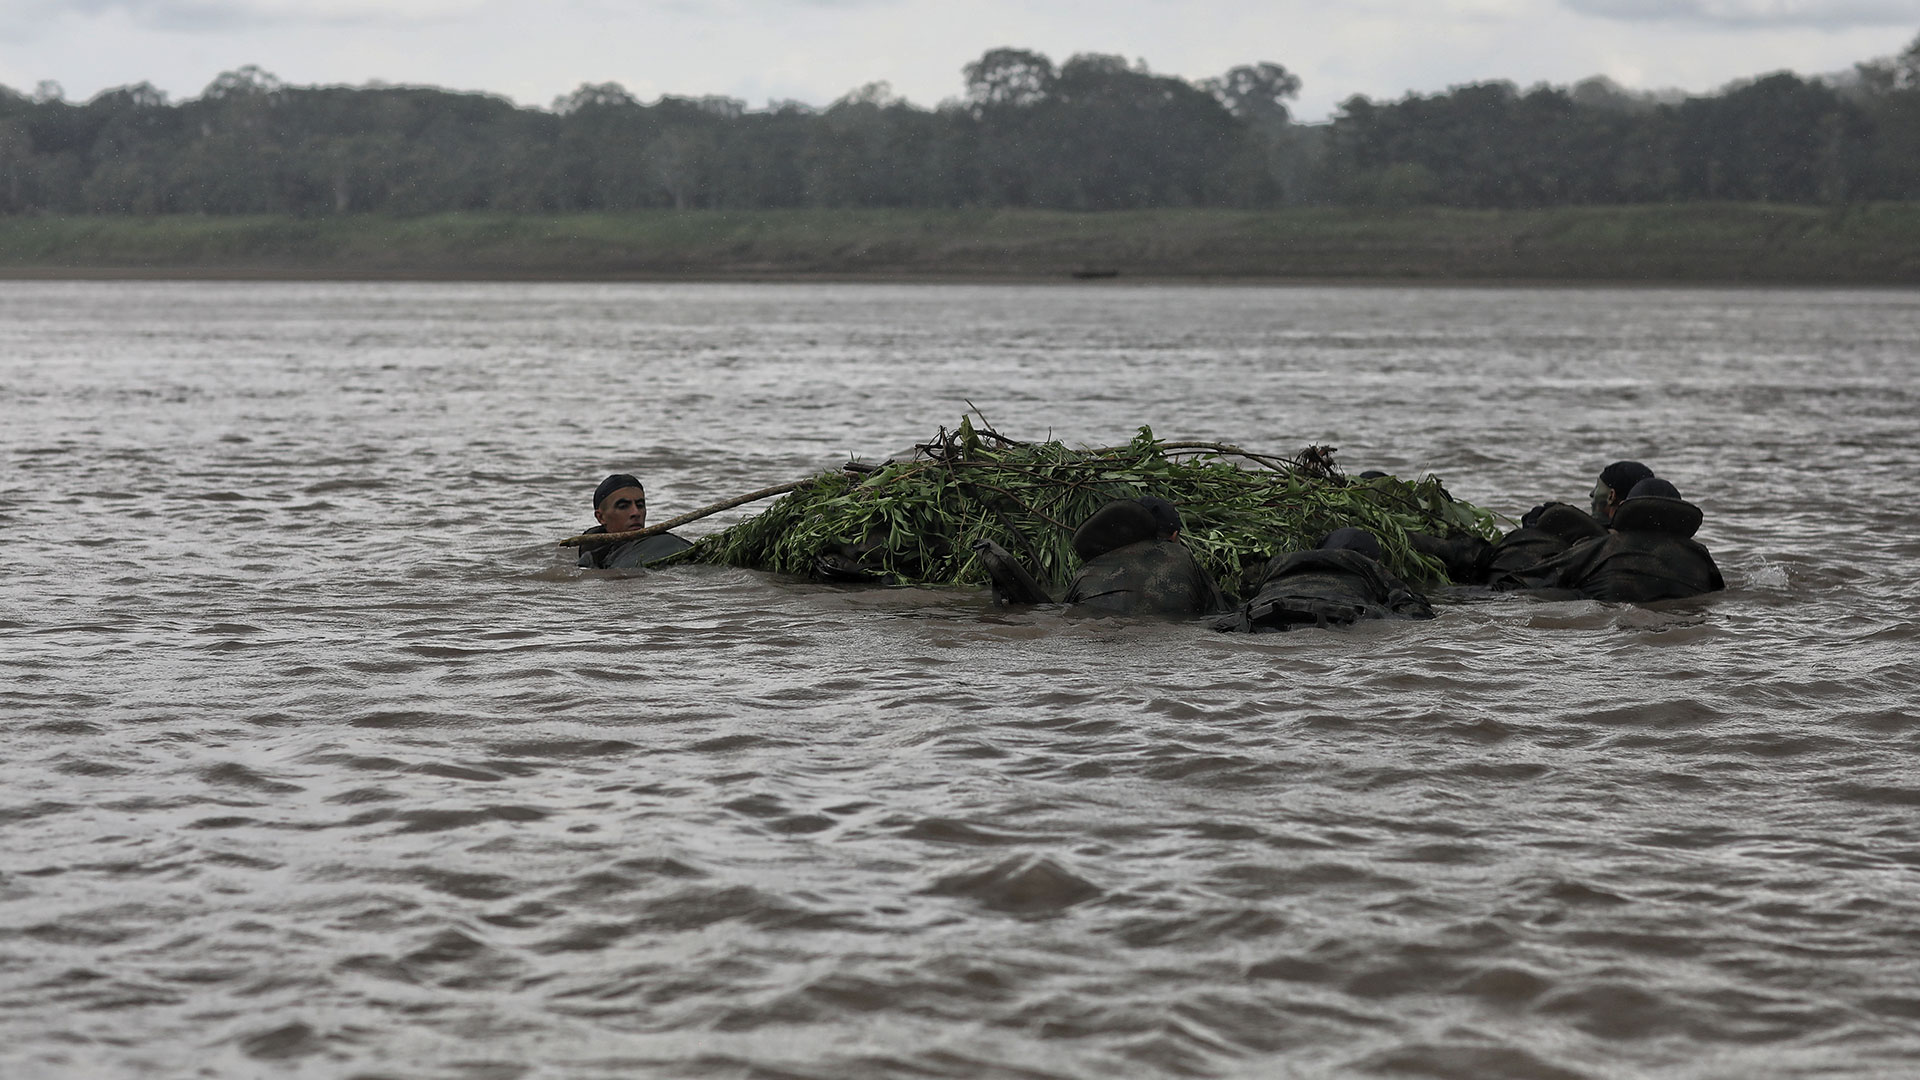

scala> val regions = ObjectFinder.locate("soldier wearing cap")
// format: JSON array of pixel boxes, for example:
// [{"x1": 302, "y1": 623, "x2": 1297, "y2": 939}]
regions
[
  {"x1": 1591, "y1": 460, "x2": 1655, "y2": 525},
  {"x1": 973, "y1": 496, "x2": 1226, "y2": 617},
  {"x1": 1061, "y1": 496, "x2": 1227, "y2": 617},
  {"x1": 1214, "y1": 527, "x2": 1433, "y2": 632},
  {"x1": 1522, "y1": 477, "x2": 1724, "y2": 602},
  {"x1": 577, "y1": 473, "x2": 694, "y2": 569}
]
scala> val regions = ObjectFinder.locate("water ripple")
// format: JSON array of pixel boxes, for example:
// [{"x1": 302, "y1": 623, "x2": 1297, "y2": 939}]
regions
[{"x1": 2, "y1": 282, "x2": 1917, "y2": 1078}]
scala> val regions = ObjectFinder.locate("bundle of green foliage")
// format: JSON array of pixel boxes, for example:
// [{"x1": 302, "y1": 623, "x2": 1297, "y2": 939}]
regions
[{"x1": 669, "y1": 420, "x2": 1499, "y2": 595}]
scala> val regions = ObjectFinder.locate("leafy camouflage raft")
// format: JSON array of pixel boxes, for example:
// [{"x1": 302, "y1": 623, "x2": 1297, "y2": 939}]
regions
[{"x1": 663, "y1": 420, "x2": 1500, "y2": 595}]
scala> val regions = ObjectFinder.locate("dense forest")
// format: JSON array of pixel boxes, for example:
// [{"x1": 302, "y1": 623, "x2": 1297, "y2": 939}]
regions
[{"x1": 3, "y1": 38, "x2": 1919, "y2": 215}]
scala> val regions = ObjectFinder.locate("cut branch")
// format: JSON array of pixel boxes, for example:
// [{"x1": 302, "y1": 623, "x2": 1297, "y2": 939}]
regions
[
  {"x1": 1152, "y1": 441, "x2": 1304, "y2": 473},
  {"x1": 560, "y1": 478, "x2": 816, "y2": 547}
]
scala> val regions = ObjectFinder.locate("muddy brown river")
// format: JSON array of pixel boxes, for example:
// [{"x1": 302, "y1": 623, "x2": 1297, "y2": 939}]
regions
[{"x1": 1, "y1": 281, "x2": 1916, "y2": 1078}]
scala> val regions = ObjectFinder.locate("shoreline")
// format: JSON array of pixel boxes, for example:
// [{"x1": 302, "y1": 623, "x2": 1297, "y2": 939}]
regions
[
  {"x1": 2, "y1": 267, "x2": 1911, "y2": 289},
  {"x1": 4, "y1": 204, "x2": 1918, "y2": 285}
]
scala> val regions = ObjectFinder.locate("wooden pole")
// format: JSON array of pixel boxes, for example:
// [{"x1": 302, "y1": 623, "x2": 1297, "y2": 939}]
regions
[
  {"x1": 1092, "y1": 439, "x2": 1301, "y2": 473},
  {"x1": 558, "y1": 478, "x2": 815, "y2": 547},
  {"x1": 1155, "y1": 441, "x2": 1301, "y2": 473}
]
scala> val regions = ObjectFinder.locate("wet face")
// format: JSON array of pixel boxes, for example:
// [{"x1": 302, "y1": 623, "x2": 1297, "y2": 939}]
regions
[
  {"x1": 1590, "y1": 480, "x2": 1617, "y2": 522},
  {"x1": 595, "y1": 486, "x2": 647, "y2": 533}
]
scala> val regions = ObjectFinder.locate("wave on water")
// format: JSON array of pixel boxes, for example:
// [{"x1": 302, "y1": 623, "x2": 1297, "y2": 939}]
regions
[{"x1": 1, "y1": 282, "x2": 1917, "y2": 1078}]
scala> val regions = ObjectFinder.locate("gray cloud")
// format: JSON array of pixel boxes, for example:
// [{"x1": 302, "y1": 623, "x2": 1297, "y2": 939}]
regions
[
  {"x1": 1564, "y1": 0, "x2": 1920, "y2": 28},
  {"x1": 14, "y1": 0, "x2": 487, "y2": 32},
  {"x1": 9, "y1": 0, "x2": 896, "y2": 36}
]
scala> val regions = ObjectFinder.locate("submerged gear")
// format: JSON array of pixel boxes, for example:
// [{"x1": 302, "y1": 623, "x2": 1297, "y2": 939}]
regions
[
  {"x1": 1485, "y1": 503, "x2": 1607, "y2": 589},
  {"x1": 975, "y1": 497, "x2": 1224, "y2": 615},
  {"x1": 1064, "y1": 539, "x2": 1227, "y2": 617},
  {"x1": 576, "y1": 528, "x2": 692, "y2": 569},
  {"x1": 1520, "y1": 480, "x2": 1723, "y2": 602},
  {"x1": 973, "y1": 539, "x2": 1054, "y2": 605},
  {"x1": 1216, "y1": 544, "x2": 1433, "y2": 632},
  {"x1": 1057, "y1": 498, "x2": 1226, "y2": 616}
]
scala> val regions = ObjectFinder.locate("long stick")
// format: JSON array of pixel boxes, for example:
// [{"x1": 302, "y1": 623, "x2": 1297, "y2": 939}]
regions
[
  {"x1": 1151, "y1": 441, "x2": 1301, "y2": 473},
  {"x1": 558, "y1": 478, "x2": 815, "y2": 547}
]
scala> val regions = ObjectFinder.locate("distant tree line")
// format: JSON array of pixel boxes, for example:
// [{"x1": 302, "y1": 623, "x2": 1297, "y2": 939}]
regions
[{"x1": 3, "y1": 39, "x2": 1919, "y2": 215}]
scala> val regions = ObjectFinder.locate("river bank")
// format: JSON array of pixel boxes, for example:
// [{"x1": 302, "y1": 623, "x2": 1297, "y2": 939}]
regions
[{"x1": 2, "y1": 204, "x2": 1918, "y2": 283}]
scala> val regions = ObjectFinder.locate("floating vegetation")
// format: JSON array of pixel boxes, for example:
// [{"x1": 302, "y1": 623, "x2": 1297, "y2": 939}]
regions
[{"x1": 663, "y1": 419, "x2": 1500, "y2": 595}]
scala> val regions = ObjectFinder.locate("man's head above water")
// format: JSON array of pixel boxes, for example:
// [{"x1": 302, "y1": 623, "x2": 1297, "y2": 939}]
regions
[
  {"x1": 593, "y1": 473, "x2": 647, "y2": 533},
  {"x1": 1591, "y1": 460, "x2": 1655, "y2": 522}
]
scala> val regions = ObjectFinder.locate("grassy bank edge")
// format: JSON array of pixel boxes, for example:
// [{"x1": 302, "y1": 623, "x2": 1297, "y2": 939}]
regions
[{"x1": 2, "y1": 204, "x2": 1918, "y2": 283}]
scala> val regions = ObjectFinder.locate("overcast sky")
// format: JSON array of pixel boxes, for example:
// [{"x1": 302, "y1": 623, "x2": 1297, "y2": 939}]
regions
[{"x1": 4, "y1": 0, "x2": 1918, "y2": 120}]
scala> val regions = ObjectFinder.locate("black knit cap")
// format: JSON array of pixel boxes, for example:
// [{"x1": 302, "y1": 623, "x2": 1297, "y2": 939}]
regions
[
  {"x1": 1599, "y1": 461, "x2": 1655, "y2": 498},
  {"x1": 1137, "y1": 496, "x2": 1183, "y2": 539},
  {"x1": 593, "y1": 473, "x2": 643, "y2": 509},
  {"x1": 1627, "y1": 477, "x2": 1682, "y2": 501},
  {"x1": 1319, "y1": 526, "x2": 1384, "y2": 560},
  {"x1": 1071, "y1": 499, "x2": 1158, "y2": 560}
]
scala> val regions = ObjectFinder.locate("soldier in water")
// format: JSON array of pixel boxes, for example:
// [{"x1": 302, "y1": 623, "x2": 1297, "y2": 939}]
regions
[
  {"x1": 1412, "y1": 459, "x2": 1656, "y2": 586},
  {"x1": 1590, "y1": 460, "x2": 1655, "y2": 525},
  {"x1": 1513, "y1": 477, "x2": 1724, "y2": 602},
  {"x1": 576, "y1": 473, "x2": 693, "y2": 569},
  {"x1": 975, "y1": 496, "x2": 1226, "y2": 617},
  {"x1": 1062, "y1": 497, "x2": 1227, "y2": 616},
  {"x1": 1214, "y1": 527, "x2": 1433, "y2": 632}
]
